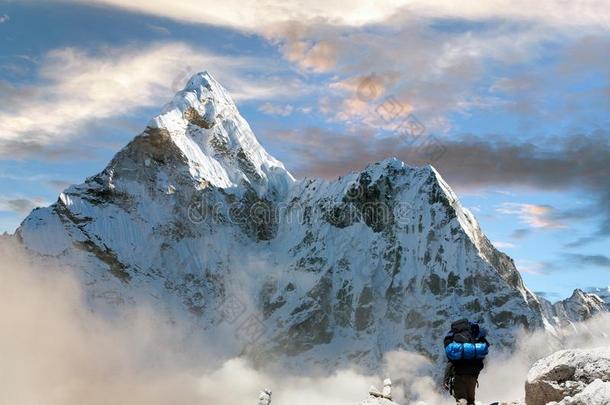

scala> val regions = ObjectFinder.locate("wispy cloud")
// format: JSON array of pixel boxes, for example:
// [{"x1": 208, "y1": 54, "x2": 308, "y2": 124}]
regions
[
  {"x1": 564, "y1": 253, "x2": 610, "y2": 269},
  {"x1": 47, "y1": 0, "x2": 610, "y2": 135},
  {"x1": 0, "y1": 42, "x2": 304, "y2": 159},
  {"x1": 492, "y1": 241, "x2": 516, "y2": 249},
  {"x1": 0, "y1": 14, "x2": 9, "y2": 23},
  {"x1": 515, "y1": 259, "x2": 552, "y2": 275},
  {"x1": 533, "y1": 290, "x2": 563, "y2": 302},
  {"x1": 496, "y1": 203, "x2": 566, "y2": 230},
  {"x1": 64, "y1": 1, "x2": 610, "y2": 32},
  {"x1": 145, "y1": 23, "x2": 171, "y2": 35},
  {"x1": 46, "y1": 180, "x2": 73, "y2": 192},
  {"x1": 225, "y1": 3, "x2": 610, "y2": 125},
  {"x1": 258, "y1": 102, "x2": 294, "y2": 116},
  {"x1": 511, "y1": 228, "x2": 531, "y2": 240},
  {"x1": 0, "y1": 197, "x2": 46, "y2": 214},
  {"x1": 67, "y1": 0, "x2": 405, "y2": 30}
]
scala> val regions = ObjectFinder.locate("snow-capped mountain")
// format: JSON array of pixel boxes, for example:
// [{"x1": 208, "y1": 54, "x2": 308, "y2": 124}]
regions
[
  {"x1": 12, "y1": 72, "x2": 604, "y2": 370},
  {"x1": 587, "y1": 287, "x2": 610, "y2": 308},
  {"x1": 539, "y1": 289, "x2": 608, "y2": 328}
]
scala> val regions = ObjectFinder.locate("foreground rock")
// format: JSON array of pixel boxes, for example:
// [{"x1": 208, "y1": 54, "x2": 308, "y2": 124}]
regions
[
  {"x1": 358, "y1": 398, "x2": 398, "y2": 405},
  {"x1": 357, "y1": 379, "x2": 399, "y2": 405},
  {"x1": 525, "y1": 347, "x2": 610, "y2": 405}
]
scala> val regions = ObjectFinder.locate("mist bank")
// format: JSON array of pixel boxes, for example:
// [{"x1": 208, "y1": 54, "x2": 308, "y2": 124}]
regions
[{"x1": 1, "y1": 242, "x2": 608, "y2": 404}]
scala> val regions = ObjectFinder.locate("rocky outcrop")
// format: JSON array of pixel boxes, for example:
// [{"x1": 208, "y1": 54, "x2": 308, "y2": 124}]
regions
[
  {"x1": 525, "y1": 347, "x2": 610, "y2": 405},
  {"x1": 359, "y1": 378, "x2": 398, "y2": 405}
]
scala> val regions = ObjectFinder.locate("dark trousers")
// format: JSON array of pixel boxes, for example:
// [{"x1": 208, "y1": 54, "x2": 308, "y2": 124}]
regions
[{"x1": 452, "y1": 374, "x2": 477, "y2": 404}]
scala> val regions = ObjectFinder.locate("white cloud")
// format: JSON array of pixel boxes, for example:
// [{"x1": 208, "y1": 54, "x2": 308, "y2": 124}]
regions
[
  {"x1": 492, "y1": 241, "x2": 516, "y2": 249},
  {"x1": 39, "y1": 0, "x2": 610, "y2": 134},
  {"x1": 67, "y1": 0, "x2": 406, "y2": 30},
  {"x1": 0, "y1": 197, "x2": 47, "y2": 214},
  {"x1": 515, "y1": 259, "x2": 549, "y2": 275},
  {"x1": 404, "y1": 0, "x2": 610, "y2": 29},
  {"x1": 0, "y1": 42, "x2": 304, "y2": 158},
  {"x1": 258, "y1": 102, "x2": 294, "y2": 116},
  {"x1": 497, "y1": 202, "x2": 567, "y2": 229},
  {"x1": 0, "y1": 14, "x2": 9, "y2": 23},
  {"x1": 63, "y1": 1, "x2": 610, "y2": 32}
]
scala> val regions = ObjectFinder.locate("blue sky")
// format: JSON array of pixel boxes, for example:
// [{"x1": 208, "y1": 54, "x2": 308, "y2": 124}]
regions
[{"x1": 1, "y1": 0, "x2": 609, "y2": 300}]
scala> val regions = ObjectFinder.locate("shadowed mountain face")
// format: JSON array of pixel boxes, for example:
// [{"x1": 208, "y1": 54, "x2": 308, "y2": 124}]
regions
[{"x1": 13, "y1": 72, "x2": 603, "y2": 370}]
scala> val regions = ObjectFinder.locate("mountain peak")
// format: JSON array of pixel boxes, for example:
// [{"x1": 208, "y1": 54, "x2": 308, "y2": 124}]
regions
[
  {"x1": 111, "y1": 70, "x2": 295, "y2": 197},
  {"x1": 186, "y1": 70, "x2": 215, "y2": 88},
  {"x1": 152, "y1": 71, "x2": 233, "y2": 130}
]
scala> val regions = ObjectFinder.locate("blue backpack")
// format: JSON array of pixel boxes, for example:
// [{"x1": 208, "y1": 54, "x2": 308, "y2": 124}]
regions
[{"x1": 443, "y1": 319, "x2": 489, "y2": 361}]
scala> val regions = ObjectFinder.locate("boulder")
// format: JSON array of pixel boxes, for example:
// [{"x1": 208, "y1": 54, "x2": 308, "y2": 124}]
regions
[
  {"x1": 358, "y1": 398, "x2": 399, "y2": 405},
  {"x1": 549, "y1": 379, "x2": 610, "y2": 404},
  {"x1": 525, "y1": 347, "x2": 610, "y2": 405},
  {"x1": 360, "y1": 378, "x2": 399, "y2": 405}
]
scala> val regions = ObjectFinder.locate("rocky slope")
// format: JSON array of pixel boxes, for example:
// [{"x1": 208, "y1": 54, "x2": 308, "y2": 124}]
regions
[
  {"x1": 525, "y1": 347, "x2": 610, "y2": 405},
  {"x1": 11, "y1": 72, "x2": 603, "y2": 371}
]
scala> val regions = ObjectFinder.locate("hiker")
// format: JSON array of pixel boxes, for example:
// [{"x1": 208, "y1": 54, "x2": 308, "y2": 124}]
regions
[{"x1": 442, "y1": 318, "x2": 490, "y2": 405}]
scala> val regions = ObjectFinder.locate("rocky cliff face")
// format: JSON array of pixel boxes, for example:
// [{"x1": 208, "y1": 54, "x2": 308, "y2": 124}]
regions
[{"x1": 12, "y1": 72, "x2": 603, "y2": 370}]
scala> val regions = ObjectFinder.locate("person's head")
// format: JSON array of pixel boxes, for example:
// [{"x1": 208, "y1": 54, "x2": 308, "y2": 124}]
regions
[
  {"x1": 468, "y1": 321, "x2": 488, "y2": 339},
  {"x1": 470, "y1": 322, "x2": 480, "y2": 337}
]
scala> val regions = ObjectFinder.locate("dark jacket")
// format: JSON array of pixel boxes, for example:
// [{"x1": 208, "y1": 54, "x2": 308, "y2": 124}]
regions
[{"x1": 450, "y1": 355, "x2": 485, "y2": 376}]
